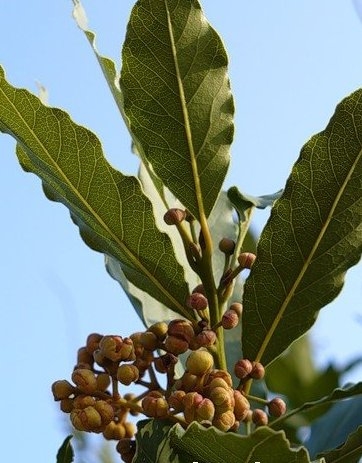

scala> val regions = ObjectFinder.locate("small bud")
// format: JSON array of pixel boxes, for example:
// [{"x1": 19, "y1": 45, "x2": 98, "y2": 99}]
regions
[
  {"x1": 96, "y1": 373, "x2": 111, "y2": 392},
  {"x1": 73, "y1": 395, "x2": 96, "y2": 409},
  {"x1": 186, "y1": 350, "x2": 214, "y2": 376},
  {"x1": 194, "y1": 330, "x2": 217, "y2": 348},
  {"x1": 103, "y1": 421, "x2": 126, "y2": 440},
  {"x1": 168, "y1": 390, "x2": 186, "y2": 412},
  {"x1": 192, "y1": 284, "x2": 206, "y2": 296},
  {"x1": 60, "y1": 398, "x2": 74, "y2": 413},
  {"x1": 212, "y1": 410, "x2": 235, "y2": 432},
  {"x1": 186, "y1": 293, "x2": 208, "y2": 311},
  {"x1": 210, "y1": 387, "x2": 234, "y2": 412},
  {"x1": 94, "y1": 400, "x2": 114, "y2": 426},
  {"x1": 207, "y1": 377, "x2": 230, "y2": 391},
  {"x1": 237, "y1": 252, "x2": 256, "y2": 269},
  {"x1": 148, "y1": 322, "x2": 168, "y2": 341},
  {"x1": 77, "y1": 346, "x2": 94, "y2": 366},
  {"x1": 72, "y1": 368, "x2": 97, "y2": 394},
  {"x1": 140, "y1": 331, "x2": 159, "y2": 351},
  {"x1": 164, "y1": 335, "x2": 189, "y2": 355},
  {"x1": 221, "y1": 309, "x2": 240, "y2": 329},
  {"x1": 250, "y1": 362, "x2": 265, "y2": 380},
  {"x1": 195, "y1": 398, "x2": 215, "y2": 422},
  {"x1": 183, "y1": 392, "x2": 203, "y2": 423},
  {"x1": 218, "y1": 238, "x2": 236, "y2": 255},
  {"x1": 71, "y1": 406, "x2": 102, "y2": 432},
  {"x1": 99, "y1": 336, "x2": 135, "y2": 362},
  {"x1": 86, "y1": 333, "x2": 103, "y2": 355},
  {"x1": 252, "y1": 408, "x2": 269, "y2": 426},
  {"x1": 154, "y1": 353, "x2": 178, "y2": 374},
  {"x1": 163, "y1": 208, "x2": 186, "y2": 225},
  {"x1": 52, "y1": 380, "x2": 75, "y2": 401},
  {"x1": 229, "y1": 302, "x2": 243, "y2": 317},
  {"x1": 142, "y1": 391, "x2": 169, "y2": 418},
  {"x1": 234, "y1": 359, "x2": 253, "y2": 379},
  {"x1": 268, "y1": 397, "x2": 287, "y2": 417},
  {"x1": 233, "y1": 390, "x2": 250, "y2": 421},
  {"x1": 205, "y1": 369, "x2": 233, "y2": 387},
  {"x1": 168, "y1": 319, "x2": 195, "y2": 343},
  {"x1": 117, "y1": 364, "x2": 140, "y2": 385},
  {"x1": 116, "y1": 438, "x2": 136, "y2": 463},
  {"x1": 124, "y1": 421, "x2": 136, "y2": 438},
  {"x1": 180, "y1": 372, "x2": 199, "y2": 392}
]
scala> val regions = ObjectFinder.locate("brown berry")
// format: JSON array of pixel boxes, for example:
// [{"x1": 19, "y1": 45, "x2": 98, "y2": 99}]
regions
[
  {"x1": 252, "y1": 408, "x2": 269, "y2": 426},
  {"x1": 234, "y1": 359, "x2": 253, "y2": 379},
  {"x1": 219, "y1": 238, "x2": 236, "y2": 255},
  {"x1": 250, "y1": 362, "x2": 265, "y2": 380},
  {"x1": 268, "y1": 397, "x2": 287, "y2": 417},
  {"x1": 163, "y1": 208, "x2": 186, "y2": 225}
]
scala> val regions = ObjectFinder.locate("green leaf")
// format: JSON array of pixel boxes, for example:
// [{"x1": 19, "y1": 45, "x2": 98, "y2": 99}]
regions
[
  {"x1": 242, "y1": 89, "x2": 362, "y2": 366},
  {"x1": 0, "y1": 66, "x2": 190, "y2": 318},
  {"x1": 170, "y1": 422, "x2": 311, "y2": 463},
  {"x1": 317, "y1": 425, "x2": 362, "y2": 463},
  {"x1": 228, "y1": 186, "x2": 283, "y2": 221},
  {"x1": 133, "y1": 419, "x2": 195, "y2": 463},
  {"x1": 120, "y1": 0, "x2": 234, "y2": 220},
  {"x1": 270, "y1": 382, "x2": 362, "y2": 431},
  {"x1": 56, "y1": 436, "x2": 74, "y2": 463}
]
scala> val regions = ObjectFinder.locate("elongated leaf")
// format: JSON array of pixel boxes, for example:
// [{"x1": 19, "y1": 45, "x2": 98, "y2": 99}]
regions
[
  {"x1": 242, "y1": 89, "x2": 362, "y2": 366},
  {"x1": 0, "y1": 66, "x2": 190, "y2": 316},
  {"x1": 56, "y1": 436, "x2": 74, "y2": 463},
  {"x1": 317, "y1": 426, "x2": 362, "y2": 463},
  {"x1": 120, "y1": 0, "x2": 234, "y2": 220},
  {"x1": 270, "y1": 382, "x2": 362, "y2": 431},
  {"x1": 170, "y1": 422, "x2": 311, "y2": 463}
]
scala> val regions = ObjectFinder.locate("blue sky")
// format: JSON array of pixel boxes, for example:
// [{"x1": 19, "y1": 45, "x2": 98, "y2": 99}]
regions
[{"x1": 0, "y1": 1, "x2": 361, "y2": 461}]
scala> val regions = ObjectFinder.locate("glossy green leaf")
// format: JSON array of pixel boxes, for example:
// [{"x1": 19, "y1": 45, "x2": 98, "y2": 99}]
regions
[
  {"x1": 170, "y1": 422, "x2": 311, "y2": 463},
  {"x1": 56, "y1": 436, "x2": 74, "y2": 463},
  {"x1": 270, "y1": 382, "x2": 362, "y2": 431},
  {"x1": 0, "y1": 66, "x2": 190, "y2": 317},
  {"x1": 120, "y1": 0, "x2": 234, "y2": 220},
  {"x1": 242, "y1": 89, "x2": 362, "y2": 366},
  {"x1": 133, "y1": 419, "x2": 196, "y2": 463},
  {"x1": 317, "y1": 425, "x2": 362, "y2": 463},
  {"x1": 228, "y1": 186, "x2": 283, "y2": 221}
]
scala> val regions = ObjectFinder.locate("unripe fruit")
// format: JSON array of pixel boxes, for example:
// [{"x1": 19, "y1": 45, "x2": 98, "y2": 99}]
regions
[
  {"x1": 229, "y1": 302, "x2": 243, "y2": 317},
  {"x1": 164, "y1": 335, "x2": 189, "y2": 355},
  {"x1": 268, "y1": 397, "x2": 287, "y2": 417},
  {"x1": 116, "y1": 438, "x2": 136, "y2": 463},
  {"x1": 233, "y1": 390, "x2": 250, "y2": 421},
  {"x1": 52, "y1": 380, "x2": 75, "y2": 400},
  {"x1": 86, "y1": 333, "x2": 103, "y2": 355},
  {"x1": 142, "y1": 391, "x2": 169, "y2": 418},
  {"x1": 148, "y1": 322, "x2": 168, "y2": 341},
  {"x1": 117, "y1": 364, "x2": 140, "y2": 385},
  {"x1": 194, "y1": 330, "x2": 217, "y2": 348},
  {"x1": 77, "y1": 346, "x2": 94, "y2": 366},
  {"x1": 140, "y1": 331, "x2": 159, "y2": 351},
  {"x1": 94, "y1": 400, "x2": 114, "y2": 425},
  {"x1": 73, "y1": 395, "x2": 96, "y2": 409},
  {"x1": 237, "y1": 252, "x2": 256, "y2": 269},
  {"x1": 250, "y1": 362, "x2": 265, "y2": 380},
  {"x1": 186, "y1": 350, "x2": 214, "y2": 376},
  {"x1": 72, "y1": 368, "x2": 97, "y2": 394},
  {"x1": 221, "y1": 309, "x2": 240, "y2": 329},
  {"x1": 168, "y1": 319, "x2": 195, "y2": 343},
  {"x1": 234, "y1": 359, "x2": 253, "y2": 379},
  {"x1": 103, "y1": 421, "x2": 126, "y2": 440},
  {"x1": 60, "y1": 398, "x2": 74, "y2": 413},
  {"x1": 124, "y1": 421, "x2": 136, "y2": 438},
  {"x1": 212, "y1": 410, "x2": 235, "y2": 432},
  {"x1": 195, "y1": 398, "x2": 215, "y2": 422},
  {"x1": 218, "y1": 237, "x2": 236, "y2": 255},
  {"x1": 186, "y1": 292, "x2": 208, "y2": 311},
  {"x1": 163, "y1": 208, "x2": 186, "y2": 225},
  {"x1": 96, "y1": 373, "x2": 111, "y2": 392},
  {"x1": 168, "y1": 390, "x2": 186, "y2": 412},
  {"x1": 71, "y1": 406, "x2": 102, "y2": 432},
  {"x1": 252, "y1": 408, "x2": 269, "y2": 426}
]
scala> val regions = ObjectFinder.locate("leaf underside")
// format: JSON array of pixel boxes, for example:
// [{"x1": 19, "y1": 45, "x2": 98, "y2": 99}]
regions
[
  {"x1": 0, "y1": 66, "x2": 190, "y2": 318},
  {"x1": 120, "y1": 0, "x2": 234, "y2": 219},
  {"x1": 242, "y1": 89, "x2": 362, "y2": 366}
]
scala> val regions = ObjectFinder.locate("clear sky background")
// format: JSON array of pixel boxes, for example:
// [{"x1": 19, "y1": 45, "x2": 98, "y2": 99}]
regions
[{"x1": 0, "y1": 1, "x2": 361, "y2": 461}]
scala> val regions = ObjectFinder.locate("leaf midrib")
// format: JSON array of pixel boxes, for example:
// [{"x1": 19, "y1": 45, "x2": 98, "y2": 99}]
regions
[
  {"x1": 255, "y1": 147, "x2": 362, "y2": 363},
  {"x1": 0, "y1": 82, "x2": 186, "y2": 315}
]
